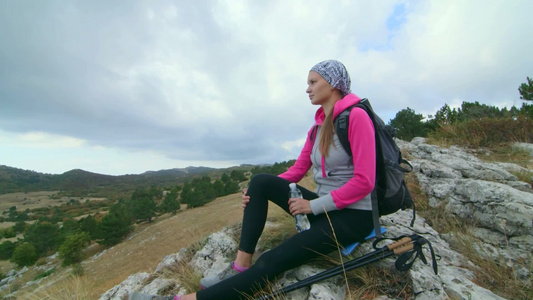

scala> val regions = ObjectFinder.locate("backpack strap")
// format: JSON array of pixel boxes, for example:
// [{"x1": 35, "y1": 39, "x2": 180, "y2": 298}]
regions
[
  {"x1": 309, "y1": 124, "x2": 319, "y2": 144},
  {"x1": 334, "y1": 98, "x2": 378, "y2": 155},
  {"x1": 334, "y1": 105, "x2": 356, "y2": 157},
  {"x1": 371, "y1": 192, "x2": 382, "y2": 238}
]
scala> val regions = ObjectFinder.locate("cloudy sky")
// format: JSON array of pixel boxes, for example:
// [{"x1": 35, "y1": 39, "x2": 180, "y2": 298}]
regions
[{"x1": 1, "y1": 1, "x2": 532, "y2": 176}]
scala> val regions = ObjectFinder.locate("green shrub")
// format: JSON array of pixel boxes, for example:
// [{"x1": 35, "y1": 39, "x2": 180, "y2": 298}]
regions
[
  {"x1": 2, "y1": 227, "x2": 15, "y2": 238},
  {"x1": 59, "y1": 232, "x2": 90, "y2": 266},
  {"x1": 0, "y1": 241, "x2": 17, "y2": 260},
  {"x1": 11, "y1": 242, "x2": 38, "y2": 267}
]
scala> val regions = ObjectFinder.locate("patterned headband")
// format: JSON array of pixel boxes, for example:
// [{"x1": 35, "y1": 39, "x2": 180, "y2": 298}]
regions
[{"x1": 310, "y1": 60, "x2": 351, "y2": 96}]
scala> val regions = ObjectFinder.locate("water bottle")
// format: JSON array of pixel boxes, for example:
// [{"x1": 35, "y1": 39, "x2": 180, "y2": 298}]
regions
[{"x1": 289, "y1": 183, "x2": 311, "y2": 232}]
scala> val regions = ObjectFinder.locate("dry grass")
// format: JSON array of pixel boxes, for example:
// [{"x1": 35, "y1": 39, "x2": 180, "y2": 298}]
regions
[
  {"x1": 0, "y1": 191, "x2": 106, "y2": 213},
  {"x1": 17, "y1": 274, "x2": 91, "y2": 300},
  {"x1": 163, "y1": 245, "x2": 204, "y2": 294},
  {"x1": 476, "y1": 144, "x2": 533, "y2": 167},
  {"x1": 345, "y1": 266, "x2": 411, "y2": 299},
  {"x1": 427, "y1": 117, "x2": 533, "y2": 149}
]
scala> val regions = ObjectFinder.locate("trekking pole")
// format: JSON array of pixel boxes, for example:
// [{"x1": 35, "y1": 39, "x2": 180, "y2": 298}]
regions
[
  {"x1": 256, "y1": 234, "x2": 436, "y2": 300},
  {"x1": 289, "y1": 235, "x2": 414, "y2": 286}
]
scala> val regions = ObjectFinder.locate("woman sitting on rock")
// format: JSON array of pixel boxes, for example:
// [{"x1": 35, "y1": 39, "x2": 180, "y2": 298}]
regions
[{"x1": 130, "y1": 59, "x2": 376, "y2": 300}]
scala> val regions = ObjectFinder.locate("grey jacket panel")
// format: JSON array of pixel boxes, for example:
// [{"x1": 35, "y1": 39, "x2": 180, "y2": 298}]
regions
[{"x1": 309, "y1": 126, "x2": 372, "y2": 215}]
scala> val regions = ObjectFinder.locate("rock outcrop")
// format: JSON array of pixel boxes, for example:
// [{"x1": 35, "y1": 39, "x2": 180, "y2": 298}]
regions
[{"x1": 101, "y1": 139, "x2": 532, "y2": 299}]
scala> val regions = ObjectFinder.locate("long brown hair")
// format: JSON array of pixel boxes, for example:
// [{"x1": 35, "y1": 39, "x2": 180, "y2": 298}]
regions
[{"x1": 319, "y1": 108, "x2": 336, "y2": 157}]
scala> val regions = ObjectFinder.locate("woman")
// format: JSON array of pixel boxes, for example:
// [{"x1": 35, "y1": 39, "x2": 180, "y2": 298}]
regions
[{"x1": 130, "y1": 60, "x2": 376, "y2": 300}]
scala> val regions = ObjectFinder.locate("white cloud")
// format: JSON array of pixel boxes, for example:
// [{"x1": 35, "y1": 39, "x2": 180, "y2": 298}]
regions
[
  {"x1": 1, "y1": 131, "x2": 86, "y2": 149},
  {"x1": 281, "y1": 138, "x2": 306, "y2": 153}
]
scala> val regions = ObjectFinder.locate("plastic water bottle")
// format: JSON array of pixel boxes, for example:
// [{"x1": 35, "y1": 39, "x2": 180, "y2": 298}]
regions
[{"x1": 289, "y1": 183, "x2": 311, "y2": 232}]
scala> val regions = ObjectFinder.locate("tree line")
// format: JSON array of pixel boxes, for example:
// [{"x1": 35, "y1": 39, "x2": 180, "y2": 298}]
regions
[
  {"x1": 389, "y1": 77, "x2": 533, "y2": 145},
  {"x1": 0, "y1": 165, "x2": 214, "y2": 197},
  {"x1": 389, "y1": 100, "x2": 532, "y2": 146},
  {"x1": 249, "y1": 161, "x2": 296, "y2": 177}
]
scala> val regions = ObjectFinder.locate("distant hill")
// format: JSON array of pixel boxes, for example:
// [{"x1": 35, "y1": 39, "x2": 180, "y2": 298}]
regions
[
  {"x1": 140, "y1": 166, "x2": 215, "y2": 176},
  {"x1": 0, "y1": 165, "x2": 244, "y2": 198}
]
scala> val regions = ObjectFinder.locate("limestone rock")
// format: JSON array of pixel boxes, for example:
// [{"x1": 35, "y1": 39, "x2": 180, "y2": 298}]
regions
[
  {"x1": 99, "y1": 272, "x2": 150, "y2": 300},
  {"x1": 189, "y1": 227, "x2": 238, "y2": 278}
]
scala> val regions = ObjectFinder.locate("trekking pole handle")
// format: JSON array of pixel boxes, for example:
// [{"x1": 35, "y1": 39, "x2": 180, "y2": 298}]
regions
[
  {"x1": 386, "y1": 237, "x2": 412, "y2": 251},
  {"x1": 393, "y1": 243, "x2": 414, "y2": 255}
]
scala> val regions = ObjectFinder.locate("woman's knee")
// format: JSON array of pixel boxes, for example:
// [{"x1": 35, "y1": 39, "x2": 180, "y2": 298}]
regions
[
  {"x1": 250, "y1": 173, "x2": 277, "y2": 185},
  {"x1": 248, "y1": 173, "x2": 284, "y2": 192}
]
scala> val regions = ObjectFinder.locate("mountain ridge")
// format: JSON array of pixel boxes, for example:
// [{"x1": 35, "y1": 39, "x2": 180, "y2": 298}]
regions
[{"x1": 0, "y1": 164, "x2": 247, "y2": 197}]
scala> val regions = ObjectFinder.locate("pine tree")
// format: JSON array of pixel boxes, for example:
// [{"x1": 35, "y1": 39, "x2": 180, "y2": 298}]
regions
[
  {"x1": 129, "y1": 188, "x2": 157, "y2": 222},
  {"x1": 389, "y1": 107, "x2": 427, "y2": 141},
  {"x1": 230, "y1": 170, "x2": 247, "y2": 182},
  {"x1": 79, "y1": 215, "x2": 98, "y2": 239},
  {"x1": 161, "y1": 189, "x2": 180, "y2": 215},
  {"x1": 97, "y1": 203, "x2": 132, "y2": 246},
  {"x1": 24, "y1": 222, "x2": 60, "y2": 256},
  {"x1": 519, "y1": 77, "x2": 533, "y2": 101}
]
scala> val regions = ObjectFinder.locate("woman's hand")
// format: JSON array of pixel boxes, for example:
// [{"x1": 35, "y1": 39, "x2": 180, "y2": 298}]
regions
[
  {"x1": 288, "y1": 197, "x2": 312, "y2": 216},
  {"x1": 242, "y1": 188, "x2": 250, "y2": 209}
]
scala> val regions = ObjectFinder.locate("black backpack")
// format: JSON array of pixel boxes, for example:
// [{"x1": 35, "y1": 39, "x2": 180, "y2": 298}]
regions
[{"x1": 312, "y1": 98, "x2": 415, "y2": 235}]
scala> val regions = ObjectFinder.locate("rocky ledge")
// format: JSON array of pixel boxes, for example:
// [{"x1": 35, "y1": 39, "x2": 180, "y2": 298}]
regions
[{"x1": 101, "y1": 138, "x2": 532, "y2": 300}]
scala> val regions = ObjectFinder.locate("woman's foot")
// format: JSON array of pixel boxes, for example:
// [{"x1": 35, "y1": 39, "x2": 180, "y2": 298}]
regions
[{"x1": 199, "y1": 261, "x2": 249, "y2": 289}]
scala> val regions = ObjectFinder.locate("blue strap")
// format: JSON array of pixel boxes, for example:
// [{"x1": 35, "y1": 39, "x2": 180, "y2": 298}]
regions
[{"x1": 341, "y1": 227, "x2": 387, "y2": 256}]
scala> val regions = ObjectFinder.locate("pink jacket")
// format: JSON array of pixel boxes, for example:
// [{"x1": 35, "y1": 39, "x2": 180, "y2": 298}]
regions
[{"x1": 279, "y1": 94, "x2": 376, "y2": 213}]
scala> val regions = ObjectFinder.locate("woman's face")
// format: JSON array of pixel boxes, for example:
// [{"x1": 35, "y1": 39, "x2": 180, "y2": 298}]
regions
[{"x1": 307, "y1": 71, "x2": 334, "y2": 106}]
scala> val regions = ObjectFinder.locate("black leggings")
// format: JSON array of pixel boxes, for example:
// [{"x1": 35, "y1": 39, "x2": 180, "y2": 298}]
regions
[{"x1": 196, "y1": 174, "x2": 374, "y2": 300}]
